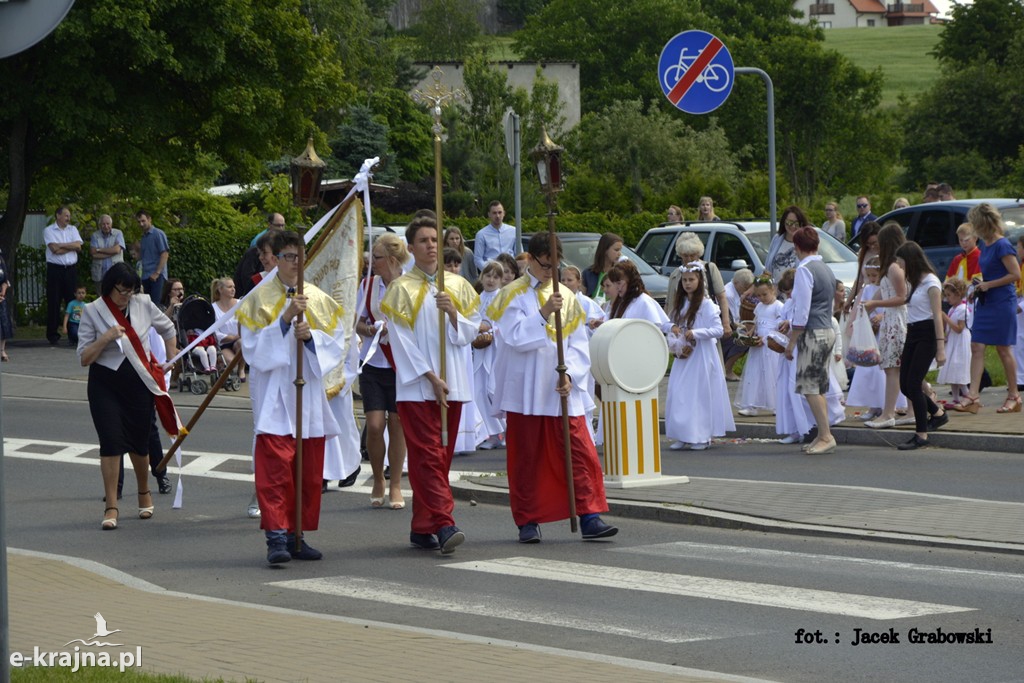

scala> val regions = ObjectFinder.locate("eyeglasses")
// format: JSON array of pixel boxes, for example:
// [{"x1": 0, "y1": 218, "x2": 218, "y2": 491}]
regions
[
  {"x1": 276, "y1": 252, "x2": 301, "y2": 263},
  {"x1": 784, "y1": 220, "x2": 799, "y2": 227},
  {"x1": 270, "y1": 223, "x2": 287, "y2": 228},
  {"x1": 824, "y1": 207, "x2": 835, "y2": 212},
  {"x1": 113, "y1": 285, "x2": 136, "y2": 296},
  {"x1": 534, "y1": 259, "x2": 553, "y2": 271},
  {"x1": 856, "y1": 203, "x2": 868, "y2": 209}
]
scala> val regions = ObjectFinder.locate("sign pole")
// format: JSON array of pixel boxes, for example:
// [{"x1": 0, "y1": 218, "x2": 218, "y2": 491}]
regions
[{"x1": 735, "y1": 67, "x2": 777, "y2": 234}]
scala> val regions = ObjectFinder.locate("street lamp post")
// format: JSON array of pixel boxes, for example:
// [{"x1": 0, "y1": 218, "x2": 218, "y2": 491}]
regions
[{"x1": 528, "y1": 129, "x2": 577, "y2": 534}]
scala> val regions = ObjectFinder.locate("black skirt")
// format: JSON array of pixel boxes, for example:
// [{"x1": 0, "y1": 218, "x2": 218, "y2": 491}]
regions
[{"x1": 88, "y1": 360, "x2": 154, "y2": 456}]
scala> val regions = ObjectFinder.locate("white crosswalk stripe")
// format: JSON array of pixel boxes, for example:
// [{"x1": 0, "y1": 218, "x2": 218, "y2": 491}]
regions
[
  {"x1": 615, "y1": 542, "x2": 1024, "y2": 590},
  {"x1": 443, "y1": 556, "x2": 974, "y2": 620},
  {"x1": 268, "y1": 576, "x2": 750, "y2": 644}
]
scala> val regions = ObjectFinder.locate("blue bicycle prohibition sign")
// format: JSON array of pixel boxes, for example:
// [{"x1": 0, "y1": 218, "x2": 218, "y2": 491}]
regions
[{"x1": 658, "y1": 30, "x2": 735, "y2": 115}]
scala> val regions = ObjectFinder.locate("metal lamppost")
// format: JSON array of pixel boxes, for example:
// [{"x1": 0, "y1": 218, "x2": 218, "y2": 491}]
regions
[
  {"x1": 290, "y1": 137, "x2": 326, "y2": 209},
  {"x1": 528, "y1": 129, "x2": 577, "y2": 533}
]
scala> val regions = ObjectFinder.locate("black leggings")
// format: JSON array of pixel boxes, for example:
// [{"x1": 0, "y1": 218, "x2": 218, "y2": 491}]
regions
[{"x1": 899, "y1": 320, "x2": 940, "y2": 434}]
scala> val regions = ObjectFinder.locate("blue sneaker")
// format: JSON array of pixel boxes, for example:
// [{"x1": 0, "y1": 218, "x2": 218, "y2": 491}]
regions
[
  {"x1": 409, "y1": 532, "x2": 440, "y2": 550},
  {"x1": 437, "y1": 525, "x2": 465, "y2": 554},
  {"x1": 518, "y1": 523, "x2": 541, "y2": 544},
  {"x1": 287, "y1": 534, "x2": 322, "y2": 560},
  {"x1": 580, "y1": 516, "x2": 618, "y2": 540},
  {"x1": 265, "y1": 530, "x2": 291, "y2": 564}
]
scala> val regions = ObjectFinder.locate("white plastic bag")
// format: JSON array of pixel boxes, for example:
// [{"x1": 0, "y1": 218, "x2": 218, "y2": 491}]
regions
[{"x1": 845, "y1": 305, "x2": 881, "y2": 367}]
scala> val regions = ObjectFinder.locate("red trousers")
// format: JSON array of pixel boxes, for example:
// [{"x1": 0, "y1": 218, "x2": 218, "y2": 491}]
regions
[
  {"x1": 254, "y1": 434, "x2": 325, "y2": 532},
  {"x1": 506, "y1": 413, "x2": 608, "y2": 526},
  {"x1": 396, "y1": 400, "x2": 463, "y2": 534}
]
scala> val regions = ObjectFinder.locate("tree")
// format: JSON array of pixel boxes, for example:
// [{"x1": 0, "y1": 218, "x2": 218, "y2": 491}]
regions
[
  {"x1": 412, "y1": 0, "x2": 483, "y2": 62},
  {"x1": 513, "y1": 0, "x2": 708, "y2": 114},
  {"x1": 932, "y1": 0, "x2": 1024, "y2": 68},
  {"x1": 0, "y1": 0, "x2": 350, "y2": 277},
  {"x1": 758, "y1": 36, "x2": 896, "y2": 201},
  {"x1": 563, "y1": 100, "x2": 742, "y2": 213}
]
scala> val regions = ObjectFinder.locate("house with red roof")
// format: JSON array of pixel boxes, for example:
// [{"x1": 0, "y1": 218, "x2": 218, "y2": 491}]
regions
[{"x1": 793, "y1": 0, "x2": 940, "y2": 28}]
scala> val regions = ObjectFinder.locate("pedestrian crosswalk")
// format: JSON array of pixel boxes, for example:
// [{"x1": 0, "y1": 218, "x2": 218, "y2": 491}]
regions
[{"x1": 270, "y1": 543, "x2": 978, "y2": 645}]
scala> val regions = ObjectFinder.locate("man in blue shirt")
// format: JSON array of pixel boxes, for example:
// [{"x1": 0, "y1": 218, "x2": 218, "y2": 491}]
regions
[
  {"x1": 473, "y1": 201, "x2": 517, "y2": 272},
  {"x1": 137, "y1": 210, "x2": 169, "y2": 300}
]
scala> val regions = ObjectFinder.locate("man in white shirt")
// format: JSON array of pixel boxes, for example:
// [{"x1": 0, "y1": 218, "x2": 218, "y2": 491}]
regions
[
  {"x1": 381, "y1": 215, "x2": 480, "y2": 554},
  {"x1": 90, "y1": 214, "x2": 126, "y2": 285},
  {"x1": 44, "y1": 206, "x2": 83, "y2": 345},
  {"x1": 473, "y1": 201, "x2": 517, "y2": 272}
]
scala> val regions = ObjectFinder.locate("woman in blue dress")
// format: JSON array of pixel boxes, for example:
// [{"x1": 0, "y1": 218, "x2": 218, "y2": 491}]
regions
[{"x1": 955, "y1": 203, "x2": 1021, "y2": 414}]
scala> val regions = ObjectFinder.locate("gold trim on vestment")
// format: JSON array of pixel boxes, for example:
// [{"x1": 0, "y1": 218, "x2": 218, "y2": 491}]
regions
[
  {"x1": 380, "y1": 267, "x2": 480, "y2": 329},
  {"x1": 237, "y1": 276, "x2": 344, "y2": 334},
  {"x1": 486, "y1": 274, "x2": 584, "y2": 340}
]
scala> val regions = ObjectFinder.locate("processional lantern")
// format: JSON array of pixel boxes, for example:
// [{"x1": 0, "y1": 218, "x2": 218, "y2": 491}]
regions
[
  {"x1": 290, "y1": 137, "x2": 326, "y2": 208},
  {"x1": 529, "y1": 129, "x2": 564, "y2": 195}
]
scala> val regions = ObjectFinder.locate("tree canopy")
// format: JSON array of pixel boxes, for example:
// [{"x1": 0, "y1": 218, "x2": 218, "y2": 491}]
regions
[{"x1": 0, "y1": 0, "x2": 350, "y2": 267}]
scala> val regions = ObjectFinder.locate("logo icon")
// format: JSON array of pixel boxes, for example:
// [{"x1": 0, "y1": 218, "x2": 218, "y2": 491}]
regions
[{"x1": 64, "y1": 613, "x2": 124, "y2": 647}]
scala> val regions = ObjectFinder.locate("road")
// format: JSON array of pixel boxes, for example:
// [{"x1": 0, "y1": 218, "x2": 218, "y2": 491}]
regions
[{"x1": 5, "y1": 394, "x2": 1024, "y2": 682}]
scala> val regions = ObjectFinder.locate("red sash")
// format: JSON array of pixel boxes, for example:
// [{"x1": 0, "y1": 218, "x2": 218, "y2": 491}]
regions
[
  {"x1": 103, "y1": 296, "x2": 183, "y2": 437},
  {"x1": 363, "y1": 276, "x2": 395, "y2": 369}
]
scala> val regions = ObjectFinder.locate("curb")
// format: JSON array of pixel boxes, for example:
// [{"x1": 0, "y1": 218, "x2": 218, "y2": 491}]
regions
[{"x1": 451, "y1": 479, "x2": 1024, "y2": 557}]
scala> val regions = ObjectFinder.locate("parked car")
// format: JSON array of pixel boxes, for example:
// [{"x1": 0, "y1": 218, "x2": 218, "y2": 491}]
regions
[
  {"x1": 635, "y1": 221, "x2": 860, "y2": 289},
  {"x1": 467, "y1": 232, "x2": 671, "y2": 304},
  {"x1": 848, "y1": 198, "x2": 1024, "y2": 276},
  {"x1": 526, "y1": 232, "x2": 670, "y2": 304}
]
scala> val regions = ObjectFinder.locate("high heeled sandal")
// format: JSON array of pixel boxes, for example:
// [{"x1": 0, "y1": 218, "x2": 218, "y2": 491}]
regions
[
  {"x1": 102, "y1": 507, "x2": 119, "y2": 530},
  {"x1": 138, "y1": 491, "x2": 154, "y2": 519},
  {"x1": 951, "y1": 395, "x2": 981, "y2": 414},
  {"x1": 997, "y1": 395, "x2": 1022, "y2": 413}
]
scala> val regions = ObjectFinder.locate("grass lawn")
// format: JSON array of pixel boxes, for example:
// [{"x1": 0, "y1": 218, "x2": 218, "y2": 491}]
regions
[
  {"x1": 823, "y1": 24, "x2": 943, "y2": 108},
  {"x1": 11, "y1": 670, "x2": 238, "y2": 683}
]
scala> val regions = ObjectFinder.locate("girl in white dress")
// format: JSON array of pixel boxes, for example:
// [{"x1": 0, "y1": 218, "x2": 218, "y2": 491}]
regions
[
  {"x1": 602, "y1": 260, "x2": 671, "y2": 328},
  {"x1": 736, "y1": 274, "x2": 783, "y2": 416},
  {"x1": 473, "y1": 262, "x2": 507, "y2": 449},
  {"x1": 561, "y1": 265, "x2": 605, "y2": 442},
  {"x1": 845, "y1": 258, "x2": 908, "y2": 419},
  {"x1": 664, "y1": 262, "x2": 735, "y2": 450},
  {"x1": 938, "y1": 278, "x2": 971, "y2": 403},
  {"x1": 774, "y1": 270, "x2": 813, "y2": 443},
  {"x1": 444, "y1": 254, "x2": 485, "y2": 454}
]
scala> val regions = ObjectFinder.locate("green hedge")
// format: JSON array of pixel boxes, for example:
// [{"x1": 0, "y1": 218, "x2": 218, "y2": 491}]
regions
[{"x1": 427, "y1": 210, "x2": 667, "y2": 249}]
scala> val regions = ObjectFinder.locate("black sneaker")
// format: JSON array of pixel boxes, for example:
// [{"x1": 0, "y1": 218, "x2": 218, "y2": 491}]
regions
[
  {"x1": 518, "y1": 523, "x2": 541, "y2": 544},
  {"x1": 580, "y1": 516, "x2": 619, "y2": 540},
  {"x1": 409, "y1": 532, "x2": 440, "y2": 550},
  {"x1": 287, "y1": 534, "x2": 323, "y2": 560},
  {"x1": 897, "y1": 435, "x2": 930, "y2": 451},
  {"x1": 927, "y1": 411, "x2": 949, "y2": 432},
  {"x1": 157, "y1": 474, "x2": 172, "y2": 494},
  {"x1": 265, "y1": 531, "x2": 291, "y2": 564},
  {"x1": 437, "y1": 525, "x2": 465, "y2": 554}
]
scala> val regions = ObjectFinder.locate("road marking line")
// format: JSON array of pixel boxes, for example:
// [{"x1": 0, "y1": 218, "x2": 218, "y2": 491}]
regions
[
  {"x1": 615, "y1": 542, "x2": 1024, "y2": 588},
  {"x1": 444, "y1": 557, "x2": 974, "y2": 620},
  {"x1": 268, "y1": 576, "x2": 752, "y2": 644}
]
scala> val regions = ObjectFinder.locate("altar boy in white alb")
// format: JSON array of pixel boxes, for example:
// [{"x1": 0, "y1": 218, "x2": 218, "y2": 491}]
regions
[{"x1": 237, "y1": 231, "x2": 345, "y2": 565}]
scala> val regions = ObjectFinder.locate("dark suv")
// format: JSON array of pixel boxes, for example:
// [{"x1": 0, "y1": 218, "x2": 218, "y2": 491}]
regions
[{"x1": 852, "y1": 199, "x2": 1024, "y2": 275}]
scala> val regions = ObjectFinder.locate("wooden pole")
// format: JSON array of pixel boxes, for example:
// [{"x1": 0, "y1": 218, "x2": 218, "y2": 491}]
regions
[
  {"x1": 293, "y1": 247, "x2": 307, "y2": 553},
  {"x1": 546, "y1": 193, "x2": 577, "y2": 533},
  {"x1": 433, "y1": 132, "x2": 448, "y2": 446},
  {"x1": 157, "y1": 354, "x2": 243, "y2": 472}
]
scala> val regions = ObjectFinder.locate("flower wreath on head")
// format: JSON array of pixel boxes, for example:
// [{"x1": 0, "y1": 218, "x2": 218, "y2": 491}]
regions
[
  {"x1": 678, "y1": 261, "x2": 705, "y2": 274},
  {"x1": 753, "y1": 273, "x2": 774, "y2": 287}
]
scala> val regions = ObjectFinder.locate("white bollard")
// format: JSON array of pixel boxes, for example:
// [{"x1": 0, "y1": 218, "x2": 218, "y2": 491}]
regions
[{"x1": 590, "y1": 319, "x2": 689, "y2": 489}]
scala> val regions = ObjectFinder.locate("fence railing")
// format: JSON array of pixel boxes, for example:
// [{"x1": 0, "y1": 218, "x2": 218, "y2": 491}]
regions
[{"x1": 810, "y1": 3, "x2": 835, "y2": 15}]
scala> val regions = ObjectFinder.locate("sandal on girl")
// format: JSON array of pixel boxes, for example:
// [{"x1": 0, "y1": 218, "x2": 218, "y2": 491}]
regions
[
  {"x1": 997, "y1": 395, "x2": 1022, "y2": 414},
  {"x1": 951, "y1": 395, "x2": 981, "y2": 414},
  {"x1": 102, "y1": 507, "x2": 119, "y2": 530},
  {"x1": 138, "y1": 491, "x2": 154, "y2": 519}
]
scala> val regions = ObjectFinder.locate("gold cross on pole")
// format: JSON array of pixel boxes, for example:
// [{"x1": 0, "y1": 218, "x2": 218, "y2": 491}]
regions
[{"x1": 411, "y1": 66, "x2": 466, "y2": 139}]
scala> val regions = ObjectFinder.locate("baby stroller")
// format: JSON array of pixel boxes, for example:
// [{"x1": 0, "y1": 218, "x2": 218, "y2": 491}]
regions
[{"x1": 175, "y1": 295, "x2": 241, "y2": 394}]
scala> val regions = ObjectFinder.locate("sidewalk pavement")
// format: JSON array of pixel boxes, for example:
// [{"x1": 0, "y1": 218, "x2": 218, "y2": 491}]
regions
[
  {"x1": 4, "y1": 341, "x2": 1023, "y2": 681},
  {"x1": 8, "y1": 550, "x2": 760, "y2": 683}
]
